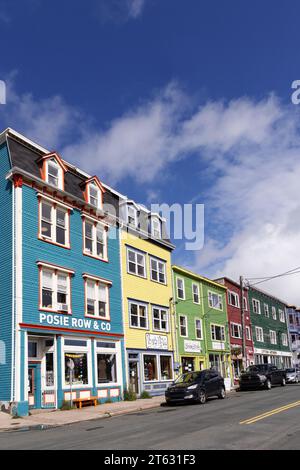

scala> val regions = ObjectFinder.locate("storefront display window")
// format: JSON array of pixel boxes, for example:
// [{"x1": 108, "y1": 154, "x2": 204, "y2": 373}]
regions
[
  {"x1": 160, "y1": 355, "x2": 173, "y2": 380},
  {"x1": 64, "y1": 353, "x2": 88, "y2": 385},
  {"x1": 97, "y1": 353, "x2": 117, "y2": 383},
  {"x1": 144, "y1": 355, "x2": 158, "y2": 381},
  {"x1": 46, "y1": 352, "x2": 54, "y2": 387}
]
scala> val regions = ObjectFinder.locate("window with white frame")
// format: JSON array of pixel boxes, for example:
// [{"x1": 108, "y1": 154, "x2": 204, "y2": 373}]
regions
[
  {"x1": 127, "y1": 247, "x2": 146, "y2": 277},
  {"x1": 264, "y1": 303, "x2": 270, "y2": 317},
  {"x1": 279, "y1": 309, "x2": 285, "y2": 323},
  {"x1": 281, "y1": 333, "x2": 288, "y2": 346},
  {"x1": 252, "y1": 299, "x2": 261, "y2": 314},
  {"x1": 269, "y1": 330, "x2": 277, "y2": 345},
  {"x1": 39, "y1": 199, "x2": 70, "y2": 247},
  {"x1": 192, "y1": 283, "x2": 200, "y2": 304},
  {"x1": 83, "y1": 219, "x2": 107, "y2": 260},
  {"x1": 246, "y1": 326, "x2": 251, "y2": 340},
  {"x1": 208, "y1": 292, "x2": 223, "y2": 310},
  {"x1": 151, "y1": 217, "x2": 161, "y2": 239},
  {"x1": 88, "y1": 182, "x2": 101, "y2": 209},
  {"x1": 46, "y1": 158, "x2": 63, "y2": 189},
  {"x1": 255, "y1": 326, "x2": 264, "y2": 342},
  {"x1": 85, "y1": 278, "x2": 110, "y2": 319},
  {"x1": 243, "y1": 296, "x2": 248, "y2": 310},
  {"x1": 230, "y1": 323, "x2": 242, "y2": 339},
  {"x1": 211, "y1": 324, "x2": 225, "y2": 341},
  {"x1": 129, "y1": 301, "x2": 148, "y2": 329},
  {"x1": 176, "y1": 278, "x2": 185, "y2": 300},
  {"x1": 228, "y1": 291, "x2": 239, "y2": 308},
  {"x1": 152, "y1": 306, "x2": 169, "y2": 332},
  {"x1": 40, "y1": 267, "x2": 71, "y2": 313},
  {"x1": 179, "y1": 315, "x2": 188, "y2": 337},
  {"x1": 127, "y1": 205, "x2": 137, "y2": 227},
  {"x1": 64, "y1": 339, "x2": 90, "y2": 387},
  {"x1": 272, "y1": 306, "x2": 277, "y2": 320},
  {"x1": 195, "y1": 318, "x2": 203, "y2": 339},
  {"x1": 150, "y1": 257, "x2": 166, "y2": 284}
]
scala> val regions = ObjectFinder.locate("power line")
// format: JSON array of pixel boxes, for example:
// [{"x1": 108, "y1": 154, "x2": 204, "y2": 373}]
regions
[{"x1": 246, "y1": 265, "x2": 300, "y2": 287}]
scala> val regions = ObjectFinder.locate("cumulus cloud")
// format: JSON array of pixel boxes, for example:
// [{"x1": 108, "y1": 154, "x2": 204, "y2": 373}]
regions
[{"x1": 96, "y1": 0, "x2": 146, "y2": 23}]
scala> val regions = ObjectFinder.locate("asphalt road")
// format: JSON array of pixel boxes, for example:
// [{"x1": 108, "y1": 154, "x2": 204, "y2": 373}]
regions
[{"x1": 1, "y1": 384, "x2": 300, "y2": 450}]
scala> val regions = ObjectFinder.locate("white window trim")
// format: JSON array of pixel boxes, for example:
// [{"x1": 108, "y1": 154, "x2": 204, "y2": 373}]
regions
[
  {"x1": 252, "y1": 298, "x2": 261, "y2": 315},
  {"x1": 83, "y1": 216, "x2": 108, "y2": 261},
  {"x1": 127, "y1": 205, "x2": 138, "y2": 228},
  {"x1": 126, "y1": 247, "x2": 147, "y2": 279},
  {"x1": 245, "y1": 325, "x2": 251, "y2": 341},
  {"x1": 270, "y1": 330, "x2": 277, "y2": 345},
  {"x1": 228, "y1": 290, "x2": 240, "y2": 308},
  {"x1": 281, "y1": 333, "x2": 288, "y2": 346},
  {"x1": 94, "y1": 341, "x2": 122, "y2": 387},
  {"x1": 84, "y1": 275, "x2": 111, "y2": 321},
  {"x1": 46, "y1": 159, "x2": 63, "y2": 190},
  {"x1": 195, "y1": 318, "x2": 203, "y2": 340},
  {"x1": 211, "y1": 323, "x2": 225, "y2": 342},
  {"x1": 230, "y1": 322, "x2": 242, "y2": 339},
  {"x1": 39, "y1": 197, "x2": 70, "y2": 248},
  {"x1": 129, "y1": 300, "x2": 149, "y2": 330},
  {"x1": 151, "y1": 216, "x2": 161, "y2": 239},
  {"x1": 271, "y1": 306, "x2": 277, "y2": 320},
  {"x1": 39, "y1": 265, "x2": 72, "y2": 314},
  {"x1": 142, "y1": 352, "x2": 174, "y2": 383},
  {"x1": 192, "y1": 283, "x2": 200, "y2": 304},
  {"x1": 176, "y1": 277, "x2": 185, "y2": 300},
  {"x1": 208, "y1": 291, "x2": 223, "y2": 310},
  {"x1": 179, "y1": 315, "x2": 188, "y2": 338},
  {"x1": 152, "y1": 306, "x2": 169, "y2": 333},
  {"x1": 62, "y1": 337, "x2": 92, "y2": 389},
  {"x1": 279, "y1": 309, "x2": 285, "y2": 323},
  {"x1": 149, "y1": 256, "x2": 167, "y2": 285},
  {"x1": 264, "y1": 303, "x2": 270, "y2": 317},
  {"x1": 87, "y1": 182, "x2": 103, "y2": 210},
  {"x1": 255, "y1": 326, "x2": 264, "y2": 342}
]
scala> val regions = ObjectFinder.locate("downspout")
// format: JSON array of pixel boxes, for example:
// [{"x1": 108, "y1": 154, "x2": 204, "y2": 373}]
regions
[{"x1": 11, "y1": 182, "x2": 15, "y2": 402}]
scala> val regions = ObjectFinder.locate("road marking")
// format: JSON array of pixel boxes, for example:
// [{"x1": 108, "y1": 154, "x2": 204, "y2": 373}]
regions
[{"x1": 240, "y1": 400, "x2": 300, "y2": 425}]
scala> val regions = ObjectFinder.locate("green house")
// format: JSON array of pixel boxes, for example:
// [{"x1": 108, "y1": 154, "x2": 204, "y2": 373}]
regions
[
  {"x1": 172, "y1": 266, "x2": 233, "y2": 387},
  {"x1": 248, "y1": 286, "x2": 292, "y2": 368}
]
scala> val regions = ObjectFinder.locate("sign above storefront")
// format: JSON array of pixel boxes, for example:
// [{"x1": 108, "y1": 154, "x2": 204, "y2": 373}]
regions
[
  {"x1": 184, "y1": 340, "x2": 201, "y2": 353},
  {"x1": 212, "y1": 341, "x2": 225, "y2": 351},
  {"x1": 39, "y1": 313, "x2": 111, "y2": 332},
  {"x1": 145, "y1": 333, "x2": 168, "y2": 350}
]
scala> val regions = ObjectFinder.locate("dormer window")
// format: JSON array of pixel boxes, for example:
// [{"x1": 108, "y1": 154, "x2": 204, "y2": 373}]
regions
[
  {"x1": 89, "y1": 182, "x2": 101, "y2": 209},
  {"x1": 47, "y1": 159, "x2": 60, "y2": 187},
  {"x1": 127, "y1": 205, "x2": 137, "y2": 227},
  {"x1": 151, "y1": 217, "x2": 161, "y2": 239},
  {"x1": 39, "y1": 152, "x2": 67, "y2": 191}
]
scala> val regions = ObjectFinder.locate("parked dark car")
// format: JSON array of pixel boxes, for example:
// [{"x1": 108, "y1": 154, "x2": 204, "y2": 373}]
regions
[
  {"x1": 285, "y1": 367, "x2": 300, "y2": 383},
  {"x1": 239, "y1": 364, "x2": 286, "y2": 390},
  {"x1": 165, "y1": 369, "x2": 225, "y2": 405}
]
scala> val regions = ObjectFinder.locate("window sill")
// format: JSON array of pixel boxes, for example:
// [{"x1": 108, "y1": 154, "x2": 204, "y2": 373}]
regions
[
  {"x1": 85, "y1": 314, "x2": 111, "y2": 322},
  {"x1": 38, "y1": 236, "x2": 71, "y2": 250},
  {"x1": 83, "y1": 252, "x2": 109, "y2": 263},
  {"x1": 129, "y1": 325, "x2": 149, "y2": 331},
  {"x1": 39, "y1": 308, "x2": 72, "y2": 315},
  {"x1": 127, "y1": 271, "x2": 147, "y2": 280}
]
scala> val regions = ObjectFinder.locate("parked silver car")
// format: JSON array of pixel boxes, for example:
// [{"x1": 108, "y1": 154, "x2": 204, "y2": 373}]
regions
[{"x1": 286, "y1": 367, "x2": 300, "y2": 383}]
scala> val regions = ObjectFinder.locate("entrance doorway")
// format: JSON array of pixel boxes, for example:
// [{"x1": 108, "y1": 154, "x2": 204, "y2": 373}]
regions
[
  {"x1": 129, "y1": 361, "x2": 139, "y2": 395},
  {"x1": 181, "y1": 357, "x2": 195, "y2": 373},
  {"x1": 28, "y1": 363, "x2": 41, "y2": 409}
]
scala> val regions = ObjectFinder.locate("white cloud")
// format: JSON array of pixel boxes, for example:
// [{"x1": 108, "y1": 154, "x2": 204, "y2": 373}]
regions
[
  {"x1": 127, "y1": 0, "x2": 145, "y2": 18},
  {"x1": 96, "y1": 0, "x2": 146, "y2": 23}
]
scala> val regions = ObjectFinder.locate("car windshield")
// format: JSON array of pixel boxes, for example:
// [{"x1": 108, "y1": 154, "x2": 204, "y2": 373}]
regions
[
  {"x1": 286, "y1": 368, "x2": 296, "y2": 373},
  {"x1": 246, "y1": 365, "x2": 268, "y2": 373},
  {"x1": 175, "y1": 372, "x2": 202, "y2": 384}
]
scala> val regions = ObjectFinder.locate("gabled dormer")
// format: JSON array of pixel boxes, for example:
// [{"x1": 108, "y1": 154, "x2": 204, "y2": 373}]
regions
[
  {"x1": 38, "y1": 152, "x2": 67, "y2": 190},
  {"x1": 120, "y1": 199, "x2": 140, "y2": 228},
  {"x1": 81, "y1": 176, "x2": 105, "y2": 210},
  {"x1": 149, "y1": 213, "x2": 162, "y2": 239}
]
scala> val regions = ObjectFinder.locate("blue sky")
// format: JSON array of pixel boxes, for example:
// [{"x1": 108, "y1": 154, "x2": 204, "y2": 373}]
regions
[{"x1": 1, "y1": 0, "x2": 300, "y2": 302}]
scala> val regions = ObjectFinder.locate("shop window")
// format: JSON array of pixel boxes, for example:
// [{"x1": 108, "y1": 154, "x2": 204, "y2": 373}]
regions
[
  {"x1": 160, "y1": 356, "x2": 173, "y2": 381},
  {"x1": 150, "y1": 257, "x2": 166, "y2": 284},
  {"x1": 144, "y1": 355, "x2": 158, "y2": 381},
  {"x1": 45, "y1": 353, "x2": 54, "y2": 387},
  {"x1": 97, "y1": 354, "x2": 117, "y2": 383},
  {"x1": 64, "y1": 353, "x2": 88, "y2": 385},
  {"x1": 65, "y1": 339, "x2": 87, "y2": 347},
  {"x1": 39, "y1": 199, "x2": 70, "y2": 247},
  {"x1": 127, "y1": 247, "x2": 146, "y2": 278},
  {"x1": 83, "y1": 219, "x2": 107, "y2": 260},
  {"x1": 28, "y1": 341, "x2": 38, "y2": 358},
  {"x1": 152, "y1": 306, "x2": 169, "y2": 332},
  {"x1": 129, "y1": 301, "x2": 148, "y2": 329}
]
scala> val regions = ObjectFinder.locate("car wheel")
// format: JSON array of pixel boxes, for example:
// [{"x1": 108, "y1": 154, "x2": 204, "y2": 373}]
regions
[
  {"x1": 281, "y1": 377, "x2": 286, "y2": 387},
  {"x1": 198, "y1": 390, "x2": 207, "y2": 404},
  {"x1": 295, "y1": 377, "x2": 299, "y2": 384},
  {"x1": 265, "y1": 379, "x2": 272, "y2": 390},
  {"x1": 218, "y1": 387, "x2": 226, "y2": 399}
]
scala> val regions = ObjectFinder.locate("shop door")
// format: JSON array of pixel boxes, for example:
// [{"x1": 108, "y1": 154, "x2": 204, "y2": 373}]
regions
[
  {"x1": 129, "y1": 361, "x2": 139, "y2": 395},
  {"x1": 181, "y1": 357, "x2": 195, "y2": 373},
  {"x1": 28, "y1": 364, "x2": 41, "y2": 409}
]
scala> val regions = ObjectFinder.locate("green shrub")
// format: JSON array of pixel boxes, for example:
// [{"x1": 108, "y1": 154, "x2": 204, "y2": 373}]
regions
[
  {"x1": 123, "y1": 388, "x2": 137, "y2": 401},
  {"x1": 140, "y1": 390, "x2": 152, "y2": 399},
  {"x1": 60, "y1": 400, "x2": 77, "y2": 410}
]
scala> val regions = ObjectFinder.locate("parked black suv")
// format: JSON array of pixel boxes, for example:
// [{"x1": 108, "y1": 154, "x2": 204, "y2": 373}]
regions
[
  {"x1": 239, "y1": 364, "x2": 286, "y2": 391},
  {"x1": 165, "y1": 369, "x2": 225, "y2": 405}
]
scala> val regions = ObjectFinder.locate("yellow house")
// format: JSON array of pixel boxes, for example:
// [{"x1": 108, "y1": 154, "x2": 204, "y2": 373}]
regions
[{"x1": 119, "y1": 200, "x2": 175, "y2": 396}]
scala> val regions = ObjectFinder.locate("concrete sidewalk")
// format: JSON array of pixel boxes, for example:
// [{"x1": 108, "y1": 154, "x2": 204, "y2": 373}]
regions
[{"x1": 0, "y1": 396, "x2": 165, "y2": 432}]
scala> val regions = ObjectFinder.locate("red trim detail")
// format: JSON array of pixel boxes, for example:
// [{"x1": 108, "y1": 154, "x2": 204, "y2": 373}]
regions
[
  {"x1": 19, "y1": 323, "x2": 124, "y2": 337},
  {"x1": 13, "y1": 174, "x2": 23, "y2": 188}
]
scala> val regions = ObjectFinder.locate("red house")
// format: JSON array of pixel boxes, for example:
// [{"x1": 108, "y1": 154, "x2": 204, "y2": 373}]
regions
[{"x1": 216, "y1": 277, "x2": 255, "y2": 380}]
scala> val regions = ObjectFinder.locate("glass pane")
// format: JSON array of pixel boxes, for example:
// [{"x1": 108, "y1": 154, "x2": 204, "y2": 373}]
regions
[
  {"x1": 160, "y1": 356, "x2": 172, "y2": 380},
  {"x1": 41, "y1": 221, "x2": 52, "y2": 238},
  {"x1": 42, "y1": 288, "x2": 53, "y2": 308},
  {"x1": 56, "y1": 209, "x2": 65, "y2": 227},
  {"x1": 85, "y1": 222, "x2": 93, "y2": 238},
  {"x1": 98, "y1": 301, "x2": 106, "y2": 317},
  {"x1": 28, "y1": 342, "x2": 37, "y2": 358},
  {"x1": 97, "y1": 354, "x2": 117, "y2": 383},
  {"x1": 65, "y1": 353, "x2": 88, "y2": 385},
  {"x1": 42, "y1": 270, "x2": 53, "y2": 289},
  {"x1": 56, "y1": 226, "x2": 65, "y2": 245},
  {"x1": 46, "y1": 353, "x2": 54, "y2": 386},
  {"x1": 98, "y1": 284, "x2": 106, "y2": 302},
  {"x1": 42, "y1": 203, "x2": 51, "y2": 221},
  {"x1": 144, "y1": 355, "x2": 157, "y2": 381}
]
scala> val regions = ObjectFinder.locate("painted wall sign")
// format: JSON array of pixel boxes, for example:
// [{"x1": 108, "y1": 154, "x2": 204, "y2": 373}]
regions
[
  {"x1": 145, "y1": 333, "x2": 168, "y2": 350},
  {"x1": 212, "y1": 341, "x2": 225, "y2": 351},
  {"x1": 184, "y1": 340, "x2": 201, "y2": 353},
  {"x1": 39, "y1": 313, "x2": 111, "y2": 332}
]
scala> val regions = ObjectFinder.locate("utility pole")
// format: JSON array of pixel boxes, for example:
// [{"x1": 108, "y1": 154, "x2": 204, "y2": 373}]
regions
[{"x1": 240, "y1": 276, "x2": 247, "y2": 369}]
